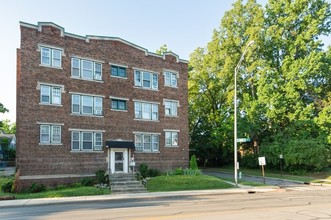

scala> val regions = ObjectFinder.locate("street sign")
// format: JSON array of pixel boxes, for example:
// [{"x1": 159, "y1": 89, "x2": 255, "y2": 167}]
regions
[
  {"x1": 236, "y1": 138, "x2": 251, "y2": 142},
  {"x1": 258, "y1": 157, "x2": 266, "y2": 166}
]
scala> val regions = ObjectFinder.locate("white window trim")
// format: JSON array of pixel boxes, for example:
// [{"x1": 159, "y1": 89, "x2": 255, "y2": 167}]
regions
[
  {"x1": 163, "y1": 71, "x2": 179, "y2": 88},
  {"x1": 38, "y1": 44, "x2": 65, "y2": 69},
  {"x1": 69, "y1": 92, "x2": 105, "y2": 98},
  {"x1": 109, "y1": 63, "x2": 128, "y2": 68},
  {"x1": 133, "y1": 69, "x2": 159, "y2": 91},
  {"x1": 133, "y1": 101, "x2": 159, "y2": 121},
  {"x1": 38, "y1": 84, "x2": 64, "y2": 106},
  {"x1": 164, "y1": 130, "x2": 179, "y2": 147},
  {"x1": 134, "y1": 133, "x2": 160, "y2": 153},
  {"x1": 70, "y1": 56, "x2": 104, "y2": 82},
  {"x1": 38, "y1": 123, "x2": 63, "y2": 145},
  {"x1": 163, "y1": 99, "x2": 180, "y2": 117},
  {"x1": 70, "y1": 130, "x2": 104, "y2": 152},
  {"x1": 70, "y1": 93, "x2": 103, "y2": 117},
  {"x1": 110, "y1": 64, "x2": 128, "y2": 79}
]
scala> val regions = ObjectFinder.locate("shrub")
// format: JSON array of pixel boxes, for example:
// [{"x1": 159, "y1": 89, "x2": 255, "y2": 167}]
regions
[
  {"x1": 190, "y1": 155, "x2": 198, "y2": 170},
  {"x1": 174, "y1": 168, "x2": 184, "y2": 175},
  {"x1": 29, "y1": 183, "x2": 46, "y2": 193},
  {"x1": 1, "y1": 181, "x2": 13, "y2": 193},
  {"x1": 80, "y1": 177, "x2": 94, "y2": 186},
  {"x1": 95, "y1": 169, "x2": 108, "y2": 184},
  {"x1": 183, "y1": 168, "x2": 201, "y2": 176},
  {"x1": 147, "y1": 168, "x2": 160, "y2": 177},
  {"x1": 138, "y1": 163, "x2": 149, "y2": 178}
]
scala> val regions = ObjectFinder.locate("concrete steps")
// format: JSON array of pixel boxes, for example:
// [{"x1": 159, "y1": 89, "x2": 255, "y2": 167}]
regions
[{"x1": 111, "y1": 173, "x2": 147, "y2": 194}]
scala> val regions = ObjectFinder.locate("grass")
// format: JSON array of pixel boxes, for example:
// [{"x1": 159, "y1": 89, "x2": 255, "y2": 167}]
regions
[
  {"x1": 0, "y1": 177, "x2": 111, "y2": 199},
  {"x1": 147, "y1": 174, "x2": 234, "y2": 192},
  {"x1": 211, "y1": 166, "x2": 331, "y2": 182}
]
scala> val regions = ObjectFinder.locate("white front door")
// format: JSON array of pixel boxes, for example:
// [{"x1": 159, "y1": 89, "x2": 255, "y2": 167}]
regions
[{"x1": 110, "y1": 148, "x2": 128, "y2": 174}]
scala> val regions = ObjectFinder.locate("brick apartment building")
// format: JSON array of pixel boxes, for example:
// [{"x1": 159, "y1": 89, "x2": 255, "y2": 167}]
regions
[{"x1": 16, "y1": 22, "x2": 189, "y2": 188}]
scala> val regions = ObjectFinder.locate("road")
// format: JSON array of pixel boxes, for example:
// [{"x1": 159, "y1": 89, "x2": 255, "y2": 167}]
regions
[
  {"x1": 1, "y1": 186, "x2": 330, "y2": 220},
  {"x1": 202, "y1": 170, "x2": 305, "y2": 186}
]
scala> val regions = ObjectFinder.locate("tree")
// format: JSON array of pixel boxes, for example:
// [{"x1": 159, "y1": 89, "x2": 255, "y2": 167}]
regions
[
  {"x1": 1, "y1": 120, "x2": 16, "y2": 134},
  {"x1": 188, "y1": 0, "x2": 331, "y2": 171},
  {"x1": 156, "y1": 44, "x2": 170, "y2": 55},
  {"x1": 0, "y1": 103, "x2": 8, "y2": 113}
]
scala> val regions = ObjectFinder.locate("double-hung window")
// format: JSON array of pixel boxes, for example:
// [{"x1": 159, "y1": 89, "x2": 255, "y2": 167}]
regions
[
  {"x1": 134, "y1": 70, "x2": 158, "y2": 90},
  {"x1": 164, "y1": 71, "x2": 178, "y2": 87},
  {"x1": 40, "y1": 47, "x2": 62, "y2": 68},
  {"x1": 40, "y1": 85, "x2": 62, "y2": 105},
  {"x1": 71, "y1": 131, "x2": 103, "y2": 151},
  {"x1": 71, "y1": 58, "x2": 102, "y2": 81},
  {"x1": 134, "y1": 101, "x2": 158, "y2": 121},
  {"x1": 40, "y1": 124, "x2": 62, "y2": 144},
  {"x1": 165, "y1": 131, "x2": 178, "y2": 147},
  {"x1": 111, "y1": 99, "x2": 127, "y2": 110},
  {"x1": 164, "y1": 100, "x2": 179, "y2": 116},
  {"x1": 71, "y1": 94, "x2": 103, "y2": 116},
  {"x1": 111, "y1": 65, "x2": 126, "y2": 78},
  {"x1": 134, "y1": 133, "x2": 159, "y2": 152}
]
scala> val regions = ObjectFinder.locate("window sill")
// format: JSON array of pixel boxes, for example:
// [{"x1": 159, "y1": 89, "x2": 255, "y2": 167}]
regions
[
  {"x1": 110, "y1": 109, "x2": 128, "y2": 112},
  {"x1": 70, "y1": 76, "x2": 104, "y2": 83},
  {"x1": 134, "y1": 119, "x2": 159, "y2": 122},
  {"x1": 39, "y1": 143, "x2": 63, "y2": 146},
  {"x1": 164, "y1": 85, "x2": 178, "y2": 89},
  {"x1": 70, "y1": 150, "x2": 104, "y2": 153},
  {"x1": 134, "y1": 151, "x2": 160, "y2": 154},
  {"x1": 110, "y1": 75, "x2": 127, "y2": 80},
  {"x1": 165, "y1": 115, "x2": 178, "y2": 118},
  {"x1": 39, "y1": 103, "x2": 63, "y2": 107},
  {"x1": 71, "y1": 113, "x2": 104, "y2": 118},
  {"x1": 39, "y1": 64, "x2": 63, "y2": 69},
  {"x1": 133, "y1": 86, "x2": 159, "y2": 92},
  {"x1": 165, "y1": 145, "x2": 179, "y2": 148}
]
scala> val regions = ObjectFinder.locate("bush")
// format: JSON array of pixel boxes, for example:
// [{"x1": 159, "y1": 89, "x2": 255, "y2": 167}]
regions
[
  {"x1": 183, "y1": 168, "x2": 201, "y2": 176},
  {"x1": 138, "y1": 163, "x2": 149, "y2": 178},
  {"x1": 147, "y1": 168, "x2": 160, "y2": 177},
  {"x1": 95, "y1": 169, "x2": 108, "y2": 184},
  {"x1": 1, "y1": 180, "x2": 13, "y2": 193},
  {"x1": 80, "y1": 177, "x2": 94, "y2": 186},
  {"x1": 29, "y1": 183, "x2": 46, "y2": 193},
  {"x1": 137, "y1": 163, "x2": 161, "y2": 178},
  {"x1": 240, "y1": 154, "x2": 259, "y2": 168},
  {"x1": 190, "y1": 155, "x2": 198, "y2": 170}
]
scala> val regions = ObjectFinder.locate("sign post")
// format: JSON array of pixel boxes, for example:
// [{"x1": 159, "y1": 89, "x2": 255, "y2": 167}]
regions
[{"x1": 258, "y1": 157, "x2": 266, "y2": 184}]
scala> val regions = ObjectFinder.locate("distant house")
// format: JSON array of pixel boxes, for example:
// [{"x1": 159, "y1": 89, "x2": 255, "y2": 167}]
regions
[
  {"x1": 0, "y1": 130, "x2": 16, "y2": 161},
  {"x1": 16, "y1": 22, "x2": 189, "y2": 189}
]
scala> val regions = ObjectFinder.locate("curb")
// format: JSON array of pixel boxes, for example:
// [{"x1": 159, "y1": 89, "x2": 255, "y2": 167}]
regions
[{"x1": 0, "y1": 187, "x2": 283, "y2": 208}]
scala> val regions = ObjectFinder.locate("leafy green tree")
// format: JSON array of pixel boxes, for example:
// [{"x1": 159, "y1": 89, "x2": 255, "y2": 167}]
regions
[
  {"x1": 156, "y1": 44, "x2": 170, "y2": 55},
  {"x1": 1, "y1": 120, "x2": 16, "y2": 134},
  {"x1": 0, "y1": 103, "x2": 8, "y2": 113},
  {"x1": 188, "y1": 0, "x2": 331, "y2": 171}
]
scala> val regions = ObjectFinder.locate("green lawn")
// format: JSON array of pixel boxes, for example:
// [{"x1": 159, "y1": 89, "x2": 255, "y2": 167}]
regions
[
  {"x1": 0, "y1": 178, "x2": 111, "y2": 199},
  {"x1": 147, "y1": 175, "x2": 234, "y2": 192}
]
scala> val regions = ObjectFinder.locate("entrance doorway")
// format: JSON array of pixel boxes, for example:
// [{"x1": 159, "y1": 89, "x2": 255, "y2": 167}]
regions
[{"x1": 110, "y1": 148, "x2": 128, "y2": 174}]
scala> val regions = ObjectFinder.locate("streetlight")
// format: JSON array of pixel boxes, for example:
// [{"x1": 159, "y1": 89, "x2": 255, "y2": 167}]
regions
[{"x1": 234, "y1": 40, "x2": 254, "y2": 186}]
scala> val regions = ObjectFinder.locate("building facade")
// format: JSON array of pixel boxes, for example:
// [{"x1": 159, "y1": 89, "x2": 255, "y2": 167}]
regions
[{"x1": 16, "y1": 22, "x2": 189, "y2": 188}]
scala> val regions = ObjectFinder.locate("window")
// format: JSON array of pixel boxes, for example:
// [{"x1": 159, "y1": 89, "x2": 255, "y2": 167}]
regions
[
  {"x1": 71, "y1": 94, "x2": 103, "y2": 116},
  {"x1": 164, "y1": 71, "x2": 178, "y2": 87},
  {"x1": 165, "y1": 131, "x2": 178, "y2": 147},
  {"x1": 71, "y1": 58, "x2": 102, "y2": 81},
  {"x1": 135, "y1": 133, "x2": 159, "y2": 152},
  {"x1": 111, "y1": 65, "x2": 126, "y2": 78},
  {"x1": 41, "y1": 47, "x2": 62, "y2": 68},
  {"x1": 40, "y1": 125, "x2": 61, "y2": 144},
  {"x1": 71, "y1": 131, "x2": 103, "y2": 151},
  {"x1": 134, "y1": 101, "x2": 158, "y2": 121},
  {"x1": 111, "y1": 99, "x2": 127, "y2": 110},
  {"x1": 164, "y1": 100, "x2": 178, "y2": 116},
  {"x1": 40, "y1": 85, "x2": 62, "y2": 105},
  {"x1": 134, "y1": 70, "x2": 158, "y2": 90}
]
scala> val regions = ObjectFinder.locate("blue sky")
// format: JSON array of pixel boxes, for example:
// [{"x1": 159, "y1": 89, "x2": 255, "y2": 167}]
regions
[{"x1": 0, "y1": 0, "x2": 330, "y2": 122}]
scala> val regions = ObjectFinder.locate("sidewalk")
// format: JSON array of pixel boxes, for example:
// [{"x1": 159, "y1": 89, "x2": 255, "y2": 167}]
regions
[{"x1": 0, "y1": 187, "x2": 283, "y2": 208}]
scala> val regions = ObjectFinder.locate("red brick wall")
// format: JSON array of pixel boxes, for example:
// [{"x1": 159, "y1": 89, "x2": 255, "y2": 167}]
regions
[{"x1": 17, "y1": 23, "x2": 189, "y2": 188}]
